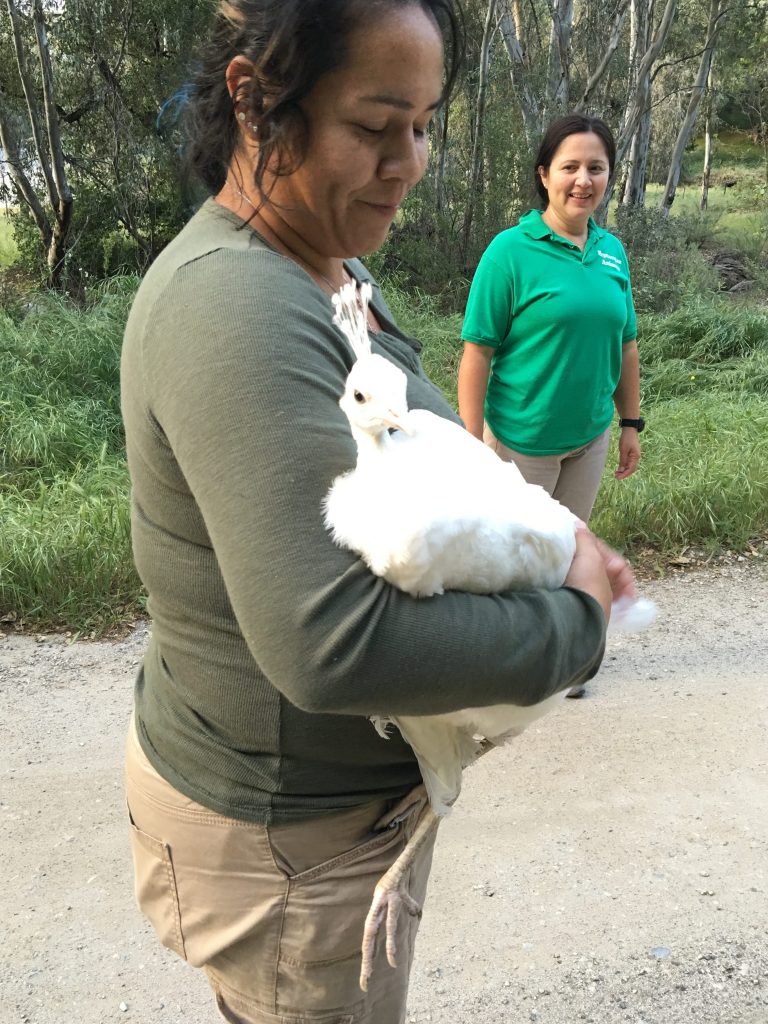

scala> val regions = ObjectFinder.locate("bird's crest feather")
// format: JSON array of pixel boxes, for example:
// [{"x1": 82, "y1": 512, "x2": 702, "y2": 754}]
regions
[{"x1": 333, "y1": 281, "x2": 373, "y2": 361}]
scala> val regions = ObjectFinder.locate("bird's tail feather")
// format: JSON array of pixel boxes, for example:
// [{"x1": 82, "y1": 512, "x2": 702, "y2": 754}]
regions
[{"x1": 608, "y1": 596, "x2": 657, "y2": 633}]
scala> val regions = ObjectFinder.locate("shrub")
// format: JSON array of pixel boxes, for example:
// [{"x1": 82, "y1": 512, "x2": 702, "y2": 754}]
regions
[{"x1": 613, "y1": 205, "x2": 722, "y2": 313}]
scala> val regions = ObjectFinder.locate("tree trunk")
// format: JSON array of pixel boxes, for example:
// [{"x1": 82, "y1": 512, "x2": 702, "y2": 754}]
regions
[
  {"x1": 700, "y1": 64, "x2": 715, "y2": 211},
  {"x1": 598, "y1": 0, "x2": 678, "y2": 220},
  {"x1": 0, "y1": 90, "x2": 53, "y2": 247},
  {"x1": 577, "y1": 0, "x2": 629, "y2": 112},
  {"x1": 621, "y1": 0, "x2": 652, "y2": 207},
  {"x1": 498, "y1": 0, "x2": 540, "y2": 147},
  {"x1": 433, "y1": 102, "x2": 450, "y2": 214},
  {"x1": 462, "y1": 0, "x2": 497, "y2": 254},
  {"x1": 543, "y1": 0, "x2": 574, "y2": 125},
  {"x1": 659, "y1": 0, "x2": 724, "y2": 216},
  {"x1": 32, "y1": 0, "x2": 73, "y2": 284}
]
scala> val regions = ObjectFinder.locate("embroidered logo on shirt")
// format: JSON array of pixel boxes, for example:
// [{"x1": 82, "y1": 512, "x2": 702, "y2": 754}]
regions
[{"x1": 598, "y1": 249, "x2": 623, "y2": 271}]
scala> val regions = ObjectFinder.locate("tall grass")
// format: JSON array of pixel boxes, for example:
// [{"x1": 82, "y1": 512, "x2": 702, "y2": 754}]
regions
[
  {"x1": 591, "y1": 395, "x2": 768, "y2": 551},
  {"x1": 0, "y1": 281, "x2": 141, "y2": 632},
  {"x1": 0, "y1": 214, "x2": 18, "y2": 268},
  {"x1": 1, "y1": 278, "x2": 767, "y2": 632}
]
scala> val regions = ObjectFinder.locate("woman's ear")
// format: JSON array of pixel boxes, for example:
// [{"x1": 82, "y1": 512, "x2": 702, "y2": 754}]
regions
[
  {"x1": 537, "y1": 165, "x2": 548, "y2": 190},
  {"x1": 225, "y1": 55, "x2": 256, "y2": 101}
]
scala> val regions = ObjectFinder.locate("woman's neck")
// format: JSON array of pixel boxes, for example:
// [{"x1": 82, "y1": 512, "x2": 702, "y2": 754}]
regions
[
  {"x1": 540, "y1": 207, "x2": 589, "y2": 249},
  {"x1": 215, "y1": 176, "x2": 347, "y2": 293}
]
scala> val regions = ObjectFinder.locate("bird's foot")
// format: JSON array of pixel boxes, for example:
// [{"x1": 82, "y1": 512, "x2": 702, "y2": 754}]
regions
[
  {"x1": 359, "y1": 804, "x2": 440, "y2": 991},
  {"x1": 359, "y1": 875, "x2": 423, "y2": 990}
]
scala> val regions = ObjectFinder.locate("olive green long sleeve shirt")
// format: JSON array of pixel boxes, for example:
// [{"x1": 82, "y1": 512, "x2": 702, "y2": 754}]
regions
[{"x1": 120, "y1": 199, "x2": 606, "y2": 824}]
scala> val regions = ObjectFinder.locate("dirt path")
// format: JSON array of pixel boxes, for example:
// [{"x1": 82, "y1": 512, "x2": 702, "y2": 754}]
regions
[{"x1": 2, "y1": 561, "x2": 768, "y2": 1024}]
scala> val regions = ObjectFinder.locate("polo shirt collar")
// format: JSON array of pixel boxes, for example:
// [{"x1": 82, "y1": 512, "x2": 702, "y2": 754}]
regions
[{"x1": 519, "y1": 208, "x2": 607, "y2": 244}]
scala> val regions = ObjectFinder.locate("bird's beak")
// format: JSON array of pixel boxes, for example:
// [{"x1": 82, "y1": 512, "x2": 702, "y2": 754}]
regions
[{"x1": 383, "y1": 409, "x2": 413, "y2": 435}]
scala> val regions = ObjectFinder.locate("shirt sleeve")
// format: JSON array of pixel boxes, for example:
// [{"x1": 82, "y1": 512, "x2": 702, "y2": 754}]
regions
[
  {"x1": 142, "y1": 250, "x2": 605, "y2": 717},
  {"x1": 461, "y1": 246, "x2": 514, "y2": 349}
]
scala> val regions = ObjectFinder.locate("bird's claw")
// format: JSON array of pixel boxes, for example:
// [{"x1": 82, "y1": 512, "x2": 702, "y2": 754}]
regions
[{"x1": 359, "y1": 881, "x2": 423, "y2": 991}]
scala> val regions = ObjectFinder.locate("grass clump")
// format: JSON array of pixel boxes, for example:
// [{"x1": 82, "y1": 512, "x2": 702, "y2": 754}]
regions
[
  {"x1": 592, "y1": 394, "x2": 768, "y2": 552},
  {"x1": 0, "y1": 280, "x2": 142, "y2": 632},
  {"x1": 381, "y1": 279, "x2": 464, "y2": 407},
  {"x1": 592, "y1": 297, "x2": 768, "y2": 553}
]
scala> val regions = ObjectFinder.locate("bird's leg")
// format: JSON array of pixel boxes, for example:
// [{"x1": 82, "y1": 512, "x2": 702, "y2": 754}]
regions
[{"x1": 359, "y1": 804, "x2": 441, "y2": 991}]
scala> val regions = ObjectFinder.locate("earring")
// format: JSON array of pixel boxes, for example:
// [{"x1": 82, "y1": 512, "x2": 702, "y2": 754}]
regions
[
  {"x1": 237, "y1": 110, "x2": 246, "y2": 122},
  {"x1": 247, "y1": 122, "x2": 259, "y2": 137}
]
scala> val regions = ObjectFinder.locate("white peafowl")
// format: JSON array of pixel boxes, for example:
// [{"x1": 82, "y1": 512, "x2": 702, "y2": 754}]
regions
[{"x1": 324, "y1": 282, "x2": 656, "y2": 990}]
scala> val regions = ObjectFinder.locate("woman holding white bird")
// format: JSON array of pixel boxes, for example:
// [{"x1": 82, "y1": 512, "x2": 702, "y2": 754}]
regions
[{"x1": 121, "y1": 3, "x2": 632, "y2": 1022}]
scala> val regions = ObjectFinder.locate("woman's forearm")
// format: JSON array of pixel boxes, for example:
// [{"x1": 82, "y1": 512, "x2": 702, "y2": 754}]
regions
[
  {"x1": 613, "y1": 340, "x2": 640, "y2": 418},
  {"x1": 458, "y1": 342, "x2": 494, "y2": 439}
]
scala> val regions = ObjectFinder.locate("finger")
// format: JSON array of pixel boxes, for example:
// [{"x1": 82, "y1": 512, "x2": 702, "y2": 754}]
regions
[{"x1": 594, "y1": 537, "x2": 637, "y2": 600}]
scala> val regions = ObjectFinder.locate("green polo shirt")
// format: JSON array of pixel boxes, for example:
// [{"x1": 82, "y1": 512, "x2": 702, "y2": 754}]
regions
[{"x1": 461, "y1": 209, "x2": 637, "y2": 456}]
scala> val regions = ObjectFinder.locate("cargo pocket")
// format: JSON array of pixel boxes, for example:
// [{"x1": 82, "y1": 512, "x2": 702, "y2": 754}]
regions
[
  {"x1": 273, "y1": 821, "x2": 410, "y2": 1013},
  {"x1": 128, "y1": 809, "x2": 186, "y2": 960},
  {"x1": 212, "y1": 981, "x2": 355, "y2": 1024}
]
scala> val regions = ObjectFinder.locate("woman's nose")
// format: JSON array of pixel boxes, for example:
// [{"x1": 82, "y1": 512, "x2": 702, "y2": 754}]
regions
[
  {"x1": 575, "y1": 166, "x2": 592, "y2": 185},
  {"x1": 378, "y1": 131, "x2": 425, "y2": 185}
]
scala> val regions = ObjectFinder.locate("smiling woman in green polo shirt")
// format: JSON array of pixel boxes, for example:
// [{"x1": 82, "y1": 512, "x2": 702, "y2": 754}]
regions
[{"x1": 458, "y1": 114, "x2": 642, "y2": 530}]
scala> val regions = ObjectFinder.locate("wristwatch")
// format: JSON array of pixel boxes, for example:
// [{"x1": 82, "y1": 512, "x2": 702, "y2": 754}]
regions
[{"x1": 619, "y1": 417, "x2": 645, "y2": 432}]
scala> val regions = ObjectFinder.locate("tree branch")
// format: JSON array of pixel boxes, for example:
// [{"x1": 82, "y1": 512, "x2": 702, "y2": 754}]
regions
[{"x1": 577, "y1": 0, "x2": 630, "y2": 111}]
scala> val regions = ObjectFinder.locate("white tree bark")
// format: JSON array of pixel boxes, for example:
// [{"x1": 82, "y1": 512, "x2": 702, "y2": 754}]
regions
[
  {"x1": 598, "y1": 0, "x2": 678, "y2": 219},
  {"x1": 621, "y1": 0, "x2": 653, "y2": 207},
  {"x1": 660, "y1": 0, "x2": 725, "y2": 215},
  {"x1": 498, "y1": 0, "x2": 540, "y2": 147},
  {"x1": 543, "y1": 0, "x2": 574, "y2": 125}
]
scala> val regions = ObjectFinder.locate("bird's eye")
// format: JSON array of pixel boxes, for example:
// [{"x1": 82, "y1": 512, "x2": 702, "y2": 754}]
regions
[{"x1": 353, "y1": 390, "x2": 365, "y2": 403}]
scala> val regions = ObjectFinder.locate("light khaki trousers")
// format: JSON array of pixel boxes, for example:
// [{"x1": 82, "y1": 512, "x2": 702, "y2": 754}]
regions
[
  {"x1": 125, "y1": 721, "x2": 434, "y2": 1023},
  {"x1": 483, "y1": 424, "x2": 612, "y2": 523}
]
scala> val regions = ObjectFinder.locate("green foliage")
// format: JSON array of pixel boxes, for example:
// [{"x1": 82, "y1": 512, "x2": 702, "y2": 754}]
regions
[
  {"x1": 592, "y1": 298, "x2": 768, "y2": 550},
  {"x1": 612, "y1": 205, "x2": 722, "y2": 314}
]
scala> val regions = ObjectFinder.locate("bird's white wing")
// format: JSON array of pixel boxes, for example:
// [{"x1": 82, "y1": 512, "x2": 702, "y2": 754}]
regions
[
  {"x1": 374, "y1": 714, "x2": 485, "y2": 816},
  {"x1": 381, "y1": 689, "x2": 567, "y2": 815}
]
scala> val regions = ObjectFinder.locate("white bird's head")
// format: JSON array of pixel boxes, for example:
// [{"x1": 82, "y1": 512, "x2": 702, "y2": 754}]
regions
[
  {"x1": 333, "y1": 281, "x2": 412, "y2": 441},
  {"x1": 339, "y1": 353, "x2": 411, "y2": 437}
]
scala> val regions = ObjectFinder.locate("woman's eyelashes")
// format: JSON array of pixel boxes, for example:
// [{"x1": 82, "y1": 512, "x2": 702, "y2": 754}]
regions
[{"x1": 354, "y1": 123, "x2": 429, "y2": 140}]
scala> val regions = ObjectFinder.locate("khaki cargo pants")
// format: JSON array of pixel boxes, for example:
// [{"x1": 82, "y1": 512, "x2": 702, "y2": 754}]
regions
[{"x1": 125, "y1": 721, "x2": 434, "y2": 1023}]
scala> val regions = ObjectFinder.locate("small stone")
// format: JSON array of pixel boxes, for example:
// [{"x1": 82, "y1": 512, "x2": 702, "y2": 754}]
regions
[
  {"x1": 651, "y1": 947, "x2": 670, "y2": 959},
  {"x1": 119, "y1": 1002, "x2": 128, "y2": 1012}
]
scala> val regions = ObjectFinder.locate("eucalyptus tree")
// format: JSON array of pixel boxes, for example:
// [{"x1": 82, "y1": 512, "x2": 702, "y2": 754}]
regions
[
  {"x1": 0, "y1": 0, "x2": 213, "y2": 285},
  {"x1": 659, "y1": 0, "x2": 727, "y2": 214},
  {"x1": 0, "y1": 0, "x2": 72, "y2": 286}
]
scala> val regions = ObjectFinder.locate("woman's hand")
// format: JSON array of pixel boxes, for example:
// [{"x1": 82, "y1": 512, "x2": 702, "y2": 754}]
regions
[
  {"x1": 590, "y1": 533, "x2": 637, "y2": 605},
  {"x1": 565, "y1": 528, "x2": 638, "y2": 624},
  {"x1": 615, "y1": 427, "x2": 641, "y2": 480},
  {"x1": 564, "y1": 529, "x2": 613, "y2": 622}
]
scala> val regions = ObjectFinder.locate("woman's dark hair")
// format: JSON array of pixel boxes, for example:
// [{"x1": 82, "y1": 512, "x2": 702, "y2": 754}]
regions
[
  {"x1": 185, "y1": 0, "x2": 464, "y2": 195},
  {"x1": 533, "y1": 113, "x2": 616, "y2": 206}
]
